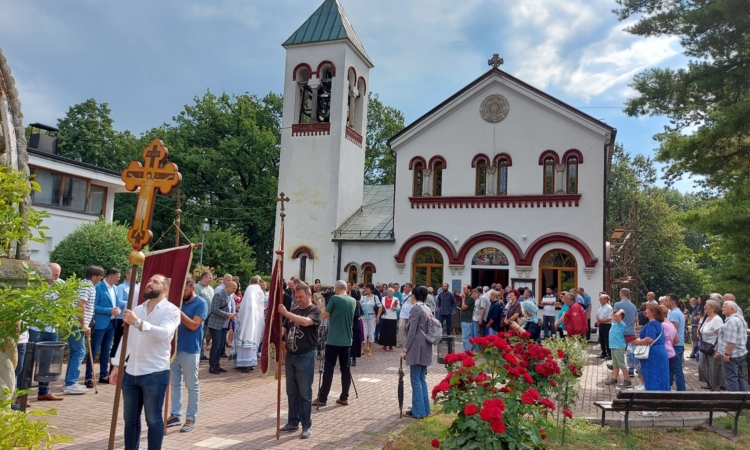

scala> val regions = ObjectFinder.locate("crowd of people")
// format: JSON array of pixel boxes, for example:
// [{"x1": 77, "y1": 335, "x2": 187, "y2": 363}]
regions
[{"x1": 598, "y1": 289, "x2": 750, "y2": 417}]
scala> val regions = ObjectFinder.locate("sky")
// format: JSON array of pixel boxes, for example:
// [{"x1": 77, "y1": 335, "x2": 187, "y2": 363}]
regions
[{"x1": 0, "y1": 0, "x2": 695, "y2": 190}]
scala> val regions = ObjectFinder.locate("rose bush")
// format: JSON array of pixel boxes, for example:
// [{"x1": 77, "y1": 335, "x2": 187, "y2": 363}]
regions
[{"x1": 431, "y1": 330, "x2": 577, "y2": 449}]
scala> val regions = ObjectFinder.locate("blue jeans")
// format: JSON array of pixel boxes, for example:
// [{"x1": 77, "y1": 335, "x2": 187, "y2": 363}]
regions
[
  {"x1": 542, "y1": 316, "x2": 556, "y2": 339},
  {"x1": 208, "y1": 327, "x2": 227, "y2": 370},
  {"x1": 15, "y1": 342, "x2": 27, "y2": 391},
  {"x1": 28, "y1": 330, "x2": 59, "y2": 394},
  {"x1": 285, "y1": 349, "x2": 316, "y2": 430},
  {"x1": 65, "y1": 327, "x2": 86, "y2": 387},
  {"x1": 86, "y1": 320, "x2": 115, "y2": 380},
  {"x1": 669, "y1": 345, "x2": 686, "y2": 391},
  {"x1": 722, "y1": 356, "x2": 747, "y2": 392},
  {"x1": 461, "y1": 322, "x2": 474, "y2": 352},
  {"x1": 170, "y1": 352, "x2": 200, "y2": 420},
  {"x1": 487, "y1": 328, "x2": 498, "y2": 336},
  {"x1": 409, "y1": 364, "x2": 430, "y2": 418},
  {"x1": 123, "y1": 370, "x2": 170, "y2": 450}
]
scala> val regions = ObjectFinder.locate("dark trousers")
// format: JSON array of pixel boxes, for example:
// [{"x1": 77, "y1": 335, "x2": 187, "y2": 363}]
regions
[
  {"x1": 28, "y1": 330, "x2": 58, "y2": 394},
  {"x1": 123, "y1": 370, "x2": 169, "y2": 450},
  {"x1": 317, "y1": 344, "x2": 351, "y2": 403},
  {"x1": 208, "y1": 327, "x2": 228, "y2": 370},
  {"x1": 87, "y1": 320, "x2": 115, "y2": 380},
  {"x1": 542, "y1": 316, "x2": 556, "y2": 339},
  {"x1": 285, "y1": 349, "x2": 316, "y2": 430},
  {"x1": 598, "y1": 323, "x2": 611, "y2": 357},
  {"x1": 440, "y1": 315, "x2": 452, "y2": 335},
  {"x1": 15, "y1": 342, "x2": 27, "y2": 391}
]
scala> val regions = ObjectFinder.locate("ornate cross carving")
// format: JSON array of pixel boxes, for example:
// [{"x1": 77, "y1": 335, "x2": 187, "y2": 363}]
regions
[
  {"x1": 275, "y1": 192, "x2": 290, "y2": 218},
  {"x1": 121, "y1": 139, "x2": 182, "y2": 250},
  {"x1": 488, "y1": 54, "x2": 504, "y2": 69},
  {"x1": 171, "y1": 188, "x2": 186, "y2": 210}
]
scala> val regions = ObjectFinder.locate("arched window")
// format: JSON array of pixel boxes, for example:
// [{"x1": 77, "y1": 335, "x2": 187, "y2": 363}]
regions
[
  {"x1": 413, "y1": 161, "x2": 424, "y2": 197},
  {"x1": 566, "y1": 156, "x2": 578, "y2": 194},
  {"x1": 317, "y1": 66, "x2": 333, "y2": 123},
  {"x1": 295, "y1": 67, "x2": 312, "y2": 124},
  {"x1": 299, "y1": 256, "x2": 307, "y2": 282},
  {"x1": 412, "y1": 247, "x2": 443, "y2": 291},
  {"x1": 539, "y1": 250, "x2": 577, "y2": 300},
  {"x1": 432, "y1": 160, "x2": 443, "y2": 197},
  {"x1": 496, "y1": 157, "x2": 509, "y2": 196},
  {"x1": 543, "y1": 156, "x2": 555, "y2": 195},
  {"x1": 363, "y1": 266, "x2": 373, "y2": 285},
  {"x1": 475, "y1": 158, "x2": 488, "y2": 196},
  {"x1": 348, "y1": 265, "x2": 358, "y2": 284}
]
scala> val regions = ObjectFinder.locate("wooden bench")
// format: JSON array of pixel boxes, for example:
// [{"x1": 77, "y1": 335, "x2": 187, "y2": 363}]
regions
[{"x1": 593, "y1": 391, "x2": 750, "y2": 436}]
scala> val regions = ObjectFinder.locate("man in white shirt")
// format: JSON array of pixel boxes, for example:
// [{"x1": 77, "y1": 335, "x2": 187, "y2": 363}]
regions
[
  {"x1": 110, "y1": 274, "x2": 181, "y2": 450},
  {"x1": 474, "y1": 288, "x2": 490, "y2": 337},
  {"x1": 396, "y1": 283, "x2": 413, "y2": 347},
  {"x1": 595, "y1": 294, "x2": 613, "y2": 359},
  {"x1": 540, "y1": 288, "x2": 557, "y2": 339}
]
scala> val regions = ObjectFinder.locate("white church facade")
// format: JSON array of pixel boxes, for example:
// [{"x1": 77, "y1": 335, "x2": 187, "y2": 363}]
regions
[{"x1": 275, "y1": 0, "x2": 616, "y2": 298}]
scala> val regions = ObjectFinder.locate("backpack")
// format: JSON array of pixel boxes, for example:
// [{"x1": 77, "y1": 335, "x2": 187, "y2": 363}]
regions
[{"x1": 419, "y1": 304, "x2": 443, "y2": 345}]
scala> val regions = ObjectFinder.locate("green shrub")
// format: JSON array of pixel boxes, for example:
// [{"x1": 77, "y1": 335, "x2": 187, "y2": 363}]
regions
[
  {"x1": 49, "y1": 220, "x2": 132, "y2": 279},
  {"x1": 0, "y1": 166, "x2": 48, "y2": 255},
  {"x1": 192, "y1": 228, "x2": 256, "y2": 282},
  {"x1": 0, "y1": 390, "x2": 72, "y2": 449}
]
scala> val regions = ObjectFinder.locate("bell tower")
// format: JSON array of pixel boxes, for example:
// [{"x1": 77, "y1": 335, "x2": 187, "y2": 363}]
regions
[{"x1": 275, "y1": 0, "x2": 373, "y2": 283}]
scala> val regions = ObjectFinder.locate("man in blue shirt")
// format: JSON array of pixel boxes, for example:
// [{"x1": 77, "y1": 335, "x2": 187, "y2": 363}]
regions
[
  {"x1": 166, "y1": 277, "x2": 208, "y2": 432},
  {"x1": 578, "y1": 288, "x2": 592, "y2": 340},
  {"x1": 666, "y1": 293, "x2": 686, "y2": 391},
  {"x1": 613, "y1": 288, "x2": 638, "y2": 376},
  {"x1": 111, "y1": 267, "x2": 137, "y2": 373}
]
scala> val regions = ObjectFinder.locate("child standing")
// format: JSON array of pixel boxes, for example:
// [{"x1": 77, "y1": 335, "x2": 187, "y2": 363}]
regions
[{"x1": 605, "y1": 310, "x2": 632, "y2": 388}]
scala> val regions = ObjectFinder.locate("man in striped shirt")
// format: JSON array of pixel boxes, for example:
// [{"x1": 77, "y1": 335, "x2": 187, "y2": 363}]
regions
[{"x1": 63, "y1": 265, "x2": 103, "y2": 395}]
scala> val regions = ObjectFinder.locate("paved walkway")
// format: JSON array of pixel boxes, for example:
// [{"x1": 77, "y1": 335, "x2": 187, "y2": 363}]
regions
[
  {"x1": 33, "y1": 340, "x2": 724, "y2": 448},
  {"x1": 38, "y1": 346, "x2": 445, "y2": 450}
]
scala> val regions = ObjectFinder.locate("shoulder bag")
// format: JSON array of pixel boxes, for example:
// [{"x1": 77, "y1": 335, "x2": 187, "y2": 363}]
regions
[
  {"x1": 698, "y1": 319, "x2": 717, "y2": 355},
  {"x1": 634, "y1": 325, "x2": 663, "y2": 360}
]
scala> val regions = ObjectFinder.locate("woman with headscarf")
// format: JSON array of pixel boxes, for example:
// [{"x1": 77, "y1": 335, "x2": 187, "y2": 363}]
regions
[
  {"x1": 378, "y1": 288, "x2": 399, "y2": 351},
  {"x1": 350, "y1": 289, "x2": 363, "y2": 366},
  {"x1": 510, "y1": 300, "x2": 541, "y2": 341}
]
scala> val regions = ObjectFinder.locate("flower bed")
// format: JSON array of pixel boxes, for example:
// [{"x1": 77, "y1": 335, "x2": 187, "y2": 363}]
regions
[{"x1": 430, "y1": 331, "x2": 586, "y2": 449}]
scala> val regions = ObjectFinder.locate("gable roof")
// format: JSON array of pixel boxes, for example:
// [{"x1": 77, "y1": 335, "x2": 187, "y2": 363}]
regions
[
  {"x1": 283, "y1": 0, "x2": 373, "y2": 67},
  {"x1": 388, "y1": 68, "x2": 616, "y2": 147}
]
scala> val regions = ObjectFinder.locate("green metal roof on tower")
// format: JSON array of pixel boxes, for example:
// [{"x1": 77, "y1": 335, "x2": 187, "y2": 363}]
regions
[{"x1": 283, "y1": 0, "x2": 373, "y2": 67}]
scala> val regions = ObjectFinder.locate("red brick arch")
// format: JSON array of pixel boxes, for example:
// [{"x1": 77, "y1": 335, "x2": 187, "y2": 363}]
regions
[
  {"x1": 292, "y1": 246, "x2": 314, "y2": 259},
  {"x1": 493, "y1": 153, "x2": 513, "y2": 167},
  {"x1": 394, "y1": 232, "x2": 458, "y2": 264},
  {"x1": 562, "y1": 149, "x2": 584, "y2": 164},
  {"x1": 538, "y1": 150, "x2": 560, "y2": 165},
  {"x1": 409, "y1": 156, "x2": 427, "y2": 170},
  {"x1": 471, "y1": 153, "x2": 491, "y2": 168},
  {"x1": 429, "y1": 155, "x2": 447, "y2": 169},
  {"x1": 317, "y1": 60, "x2": 336, "y2": 77},
  {"x1": 361, "y1": 261, "x2": 377, "y2": 273},
  {"x1": 456, "y1": 231, "x2": 524, "y2": 265},
  {"x1": 292, "y1": 63, "x2": 313, "y2": 81},
  {"x1": 522, "y1": 233, "x2": 598, "y2": 268}
]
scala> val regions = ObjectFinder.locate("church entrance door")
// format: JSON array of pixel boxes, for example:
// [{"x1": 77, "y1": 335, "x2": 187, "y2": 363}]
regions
[{"x1": 471, "y1": 269, "x2": 509, "y2": 288}]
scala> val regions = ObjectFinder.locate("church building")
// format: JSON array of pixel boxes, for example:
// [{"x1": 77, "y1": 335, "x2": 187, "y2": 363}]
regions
[{"x1": 275, "y1": 0, "x2": 616, "y2": 299}]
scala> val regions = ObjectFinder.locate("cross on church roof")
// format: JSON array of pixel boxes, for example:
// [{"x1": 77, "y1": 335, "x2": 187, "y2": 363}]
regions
[{"x1": 488, "y1": 54, "x2": 504, "y2": 69}]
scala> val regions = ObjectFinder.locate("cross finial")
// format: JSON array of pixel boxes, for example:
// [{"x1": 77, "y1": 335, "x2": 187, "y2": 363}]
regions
[
  {"x1": 171, "y1": 188, "x2": 186, "y2": 210},
  {"x1": 488, "y1": 54, "x2": 504, "y2": 69},
  {"x1": 275, "y1": 192, "x2": 290, "y2": 218}
]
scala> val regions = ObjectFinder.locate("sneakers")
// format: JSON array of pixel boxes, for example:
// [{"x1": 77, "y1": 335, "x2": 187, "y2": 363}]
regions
[
  {"x1": 604, "y1": 378, "x2": 618, "y2": 386},
  {"x1": 63, "y1": 384, "x2": 88, "y2": 395},
  {"x1": 181, "y1": 419, "x2": 196, "y2": 433},
  {"x1": 301, "y1": 428, "x2": 312, "y2": 439},
  {"x1": 166, "y1": 415, "x2": 181, "y2": 428},
  {"x1": 280, "y1": 423, "x2": 299, "y2": 432},
  {"x1": 635, "y1": 384, "x2": 646, "y2": 391},
  {"x1": 619, "y1": 381, "x2": 632, "y2": 388}
]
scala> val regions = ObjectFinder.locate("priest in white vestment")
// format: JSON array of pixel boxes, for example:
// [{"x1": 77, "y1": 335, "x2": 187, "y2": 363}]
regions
[{"x1": 233, "y1": 276, "x2": 265, "y2": 372}]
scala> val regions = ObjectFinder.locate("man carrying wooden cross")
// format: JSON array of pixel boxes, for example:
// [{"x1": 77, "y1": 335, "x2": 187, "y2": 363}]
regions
[{"x1": 110, "y1": 274, "x2": 180, "y2": 450}]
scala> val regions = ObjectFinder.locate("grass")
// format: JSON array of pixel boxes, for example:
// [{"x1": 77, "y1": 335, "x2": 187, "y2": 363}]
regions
[{"x1": 382, "y1": 412, "x2": 750, "y2": 450}]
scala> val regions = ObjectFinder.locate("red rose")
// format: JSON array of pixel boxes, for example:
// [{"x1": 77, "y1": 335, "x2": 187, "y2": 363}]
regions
[
  {"x1": 465, "y1": 349, "x2": 475, "y2": 357},
  {"x1": 479, "y1": 406, "x2": 502, "y2": 422},
  {"x1": 462, "y1": 357, "x2": 476, "y2": 368},
  {"x1": 521, "y1": 331, "x2": 531, "y2": 339},
  {"x1": 557, "y1": 349, "x2": 565, "y2": 358},
  {"x1": 540, "y1": 429, "x2": 547, "y2": 440},
  {"x1": 483, "y1": 398, "x2": 505, "y2": 411},
  {"x1": 550, "y1": 380, "x2": 557, "y2": 387},
  {"x1": 523, "y1": 373, "x2": 534, "y2": 384},
  {"x1": 528, "y1": 388, "x2": 541, "y2": 400},
  {"x1": 431, "y1": 438, "x2": 440, "y2": 448},
  {"x1": 541, "y1": 398, "x2": 556, "y2": 411},
  {"x1": 490, "y1": 418, "x2": 506, "y2": 434},
  {"x1": 464, "y1": 403, "x2": 478, "y2": 416},
  {"x1": 502, "y1": 353, "x2": 519, "y2": 366},
  {"x1": 500, "y1": 386, "x2": 511, "y2": 393},
  {"x1": 521, "y1": 391, "x2": 535, "y2": 405},
  {"x1": 563, "y1": 408, "x2": 573, "y2": 419}
]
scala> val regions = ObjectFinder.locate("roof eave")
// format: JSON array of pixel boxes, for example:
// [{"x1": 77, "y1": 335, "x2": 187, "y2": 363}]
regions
[{"x1": 282, "y1": 38, "x2": 374, "y2": 68}]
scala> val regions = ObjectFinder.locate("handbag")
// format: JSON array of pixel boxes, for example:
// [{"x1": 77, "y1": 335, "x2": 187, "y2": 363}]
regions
[
  {"x1": 634, "y1": 326, "x2": 663, "y2": 360},
  {"x1": 698, "y1": 321, "x2": 716, "y2": 356}
]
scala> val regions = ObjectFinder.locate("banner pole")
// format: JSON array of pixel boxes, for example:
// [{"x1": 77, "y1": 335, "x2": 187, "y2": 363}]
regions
[{"x1": 274, "y1": 193, "x2": 289, "y2": 440}]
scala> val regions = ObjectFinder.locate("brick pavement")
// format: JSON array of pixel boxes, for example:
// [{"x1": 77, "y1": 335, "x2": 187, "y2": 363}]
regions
[
  {"x1": 36, "y1": 345, "x2": 445, "y2": 450},
  {"x1": 31, "y1": 339, "x2": 722, "y2": 448}
]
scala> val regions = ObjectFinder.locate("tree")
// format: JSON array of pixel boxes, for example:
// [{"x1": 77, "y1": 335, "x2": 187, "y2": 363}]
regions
[
  {"x1": 49, "y1": 220, "x2": 132, "y2": 279},
  {"x1": 56, "y1": 99, "x2": 140, "y2": 172},
  {"x1": 191, "y1": 228, "x2": 256, "y2": 282},
  {"x1": 365, "y1": 93, "x2": 405, "y2": 185}
]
